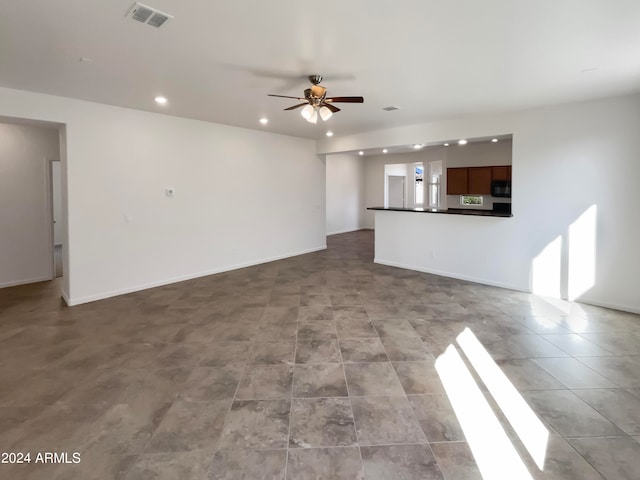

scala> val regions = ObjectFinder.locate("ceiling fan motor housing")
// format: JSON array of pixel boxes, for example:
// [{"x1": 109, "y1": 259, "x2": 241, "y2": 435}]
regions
[{"x1": 305, "y1": 88, "x2": 326, "y2": 106}]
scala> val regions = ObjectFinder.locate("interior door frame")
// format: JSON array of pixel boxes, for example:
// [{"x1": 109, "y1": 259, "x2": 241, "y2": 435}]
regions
[{"x1": 44, "y1": 157, "x2": 60, "y2": 280}]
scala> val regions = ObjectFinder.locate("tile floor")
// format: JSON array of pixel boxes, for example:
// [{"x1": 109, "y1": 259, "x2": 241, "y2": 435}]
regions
[{"x1": 1, "y1": 229, "x2": 640, "y2": 479}]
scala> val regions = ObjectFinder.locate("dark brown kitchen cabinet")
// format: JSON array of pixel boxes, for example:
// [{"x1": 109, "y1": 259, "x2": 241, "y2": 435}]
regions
[
  {"x1": 447, "y1": 168, "x2": 468, "y2": 195},
  {"x1": 491, "y1": 165, "x2": 512, "y2": 181},
  {"x1": 447, "y1": 165, "x2": 512, "y2": 194},
  {"x1": 467, "y1": 167, "x2": 492, "y2": 194}
]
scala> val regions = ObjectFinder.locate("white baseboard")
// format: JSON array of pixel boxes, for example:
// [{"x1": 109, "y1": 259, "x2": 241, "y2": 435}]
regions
[
  {"x1": 374, "y1": 258, "x2": 525, "y2": 292},
  {"x1": 61, "y1": 288, "x2": 71, "y2": 307},
  {"x1": 66, "y1": 245, "x2": 327, "y2": 306},
  {"x1": 326, "y1": 227, "x2": 369, "y2": 236},
  {"x1": 574, "y1": 296, "x2": 640, "y2": 315},
  {"x1": 374, "y1": 259, "x2": 640, "y2": 315},
  {"x1": 0, "y1": 275, "x2": 52, "y2": 289}
]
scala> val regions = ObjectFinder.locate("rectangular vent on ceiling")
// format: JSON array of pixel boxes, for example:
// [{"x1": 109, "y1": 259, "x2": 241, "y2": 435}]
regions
[
  {"x1": 147, "y1": 13, "x2": 169, "y2": 28},
  {"x1": 382, "y1": 106, "x2": 400, "y2": 111},
  {"x1": 127, "y1": 2, "x2": 173, "y2": 28}
]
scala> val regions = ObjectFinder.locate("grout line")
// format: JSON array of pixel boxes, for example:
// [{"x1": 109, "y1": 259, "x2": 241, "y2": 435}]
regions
[
  {"x1": 561, "y1": 436, "x2": 615, "y2": 479},
  {"x1": 209, "y1": 307, "x2": 267, "y2": 459},
  {"x1": 287, "y1": 441, "x2": 441, "y2": 449},
  {"x1": 283, "y1": 299, "x2": 300, "y2": 480},
  {"x1": 335, "y1": 325, "x2": 366, "y2": 475}
]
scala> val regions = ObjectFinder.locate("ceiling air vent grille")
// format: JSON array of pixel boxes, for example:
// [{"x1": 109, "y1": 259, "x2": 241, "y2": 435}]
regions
[
  {"x1": 382, "y1": 106, "x2": 400, "y2": 111},
  {"x1": 147, "y1": 13, "x2": 169, "y2": 28},
  {"x1": 127, "y1": 2, "x2": 173, "y2": 28}
]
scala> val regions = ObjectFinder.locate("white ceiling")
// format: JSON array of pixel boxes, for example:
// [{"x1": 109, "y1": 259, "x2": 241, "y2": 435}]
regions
[{"x1": 2, "y1": 0, "x2": 639, "y2": 140}]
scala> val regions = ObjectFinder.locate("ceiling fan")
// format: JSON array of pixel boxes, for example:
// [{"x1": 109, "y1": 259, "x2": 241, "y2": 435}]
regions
[{"x1": 268, "y1": 75, "x2": 364, "y2": 123}]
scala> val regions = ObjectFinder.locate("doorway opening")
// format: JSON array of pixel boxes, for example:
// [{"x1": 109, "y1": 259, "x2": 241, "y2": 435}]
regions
[
  {"x1": 0, "y1": 117, "x2": 68, "y2": 301},
  {"x1": 49, "y1": 159, "x2": 63, "y2": 278},
  {"x1": 387, "y1": 175, "x2": 405, "y2": 208}
]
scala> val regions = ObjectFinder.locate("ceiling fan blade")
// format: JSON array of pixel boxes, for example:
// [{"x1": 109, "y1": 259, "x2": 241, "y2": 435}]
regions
[
  {"x1": 284, "y1": 103, "x2": 308, "y2": 111},
  {"x1": 325, "y1": 96, "x2": 364, "y2": 103},
  {"x1": 321, "y1": 103, "x2": 341, "y2": 113},
  {"x1": 268, "y1": 94, "x2": 306, "y2": 100}
]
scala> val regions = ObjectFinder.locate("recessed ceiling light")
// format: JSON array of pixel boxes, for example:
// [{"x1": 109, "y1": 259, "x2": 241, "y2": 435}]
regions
[
  {"x1": 326, "y1": 131, "x2": 333, "y2": 137},
  {"x1": 413, "y1": 144, "x2": 423, "y2": 149},
  {"x1": 444, "y1": 143, "x2": 450, "y2": 147},
  {"x1": 458, "y1": 139, "x2": 467, "y2": 145},
  {"x1": 154, "y1": 96, "x2": 168, "y2": 105},
  {"x1": 78, "y1": 57, "x2": 93, "y2": 64},
  {"x1": 259, "y1": 118, "x2": 268, "y2": 125},
  {"x1": 491, "y1": 138, "x2": 498, "y2": 143},
  {"x1": 358, "y1": 151, "x2": 364, "y2": 156},
  {"x1": 382, "y1": 149, "x2": 388, "y2": 153}
]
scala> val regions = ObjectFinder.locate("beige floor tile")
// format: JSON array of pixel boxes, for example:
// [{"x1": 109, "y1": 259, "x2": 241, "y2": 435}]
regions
[
  {"x1": 289, "y1": 397, "x2": 357, "y2": 448},
  {"x1": 361, "y1": 444, "x2": 444, "y2": 480},
  {"x1": 286, "y1": 447, "x2": 363, "y2": 480},
  {"x1": 344, "y1": 362, "x2": 404, "y2": 396},
  {"x1": 351, "y1": 395, "x2": 426, "y2": 446}
]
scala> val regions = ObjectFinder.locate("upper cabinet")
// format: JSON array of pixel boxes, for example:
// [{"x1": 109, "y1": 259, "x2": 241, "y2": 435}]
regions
[
  {"x1": 446, "y1": 165, "x2": 511, "y2": 194},
  {"x1": 467, "y1": 167, "x2": 492, "y2": 194},
  {"x1": 447, "y1": 167, "x2": 468, "y2": 195},
  {"x1": 491, "y1": 166, "x2": 512, "y2": 181}
]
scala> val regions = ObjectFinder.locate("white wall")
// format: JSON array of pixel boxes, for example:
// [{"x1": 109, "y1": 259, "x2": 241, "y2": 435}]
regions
[
  {"x1": 326, "y1": 153, "x2": 365, "y2": 235},
  {"x1": 0, "y1": 87, "x2": 326, "y2": 305},
  {"x1": 0, "y1": 122, "x2": 60, "y2": 287},
  {"x1": 321, "y1": 93, "x2": 640, "y2": 314},
  {"x1": 446, "y1": 139, "x2": 512, "y2": 168}
]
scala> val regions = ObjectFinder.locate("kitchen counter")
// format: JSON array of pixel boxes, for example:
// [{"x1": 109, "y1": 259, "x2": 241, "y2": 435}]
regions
[{"x1": 367, "y1": 207, "x2": 512, "y2": 218}]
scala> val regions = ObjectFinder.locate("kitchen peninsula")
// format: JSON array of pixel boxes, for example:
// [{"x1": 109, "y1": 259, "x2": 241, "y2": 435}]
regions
[
  {"x1": 367, "y1": 206, "x2": 512, "y2": 218},
  {"x1": 367, "y1": 203, "x2": 516, "y2": 291}
]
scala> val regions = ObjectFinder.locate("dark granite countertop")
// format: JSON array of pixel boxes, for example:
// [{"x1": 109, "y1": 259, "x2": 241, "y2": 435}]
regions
[{"x1": 367, "y1": 207, "x2": 512, "y2": 218}]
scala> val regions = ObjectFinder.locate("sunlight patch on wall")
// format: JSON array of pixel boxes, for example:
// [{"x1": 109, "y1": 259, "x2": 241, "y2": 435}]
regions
[
  {"x1": 531, "y1": 235, "x2": 562, "y2": 298},
  {"x1": 568, "y1": 205, "x2": 597, "y2": 301}
]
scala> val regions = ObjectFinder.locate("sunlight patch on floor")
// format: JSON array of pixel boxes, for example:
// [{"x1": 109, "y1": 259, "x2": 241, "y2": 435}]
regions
[
  {"x1": 435, "y1": 344, "x2": 534, "y2": 480},
  {"x1": 457, "y1": 328, "x2": 549, "y2": 470}
]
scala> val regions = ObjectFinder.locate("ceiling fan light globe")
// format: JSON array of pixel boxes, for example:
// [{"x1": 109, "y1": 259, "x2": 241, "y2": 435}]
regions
[
  {"x1": 319, "y1": 106, "x2": 333, "y2": 121},
  {"x1": 301, "y1": 104, "x2": 314, "y2": 120},
  {"x1": 308, "y1": 109, "x2": 318, "y2": 124}
]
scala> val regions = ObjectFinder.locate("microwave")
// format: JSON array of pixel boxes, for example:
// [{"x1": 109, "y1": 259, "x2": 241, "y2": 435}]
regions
[{"x1": 491, "y1": 180, "x2": 511, "y2": 198}]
